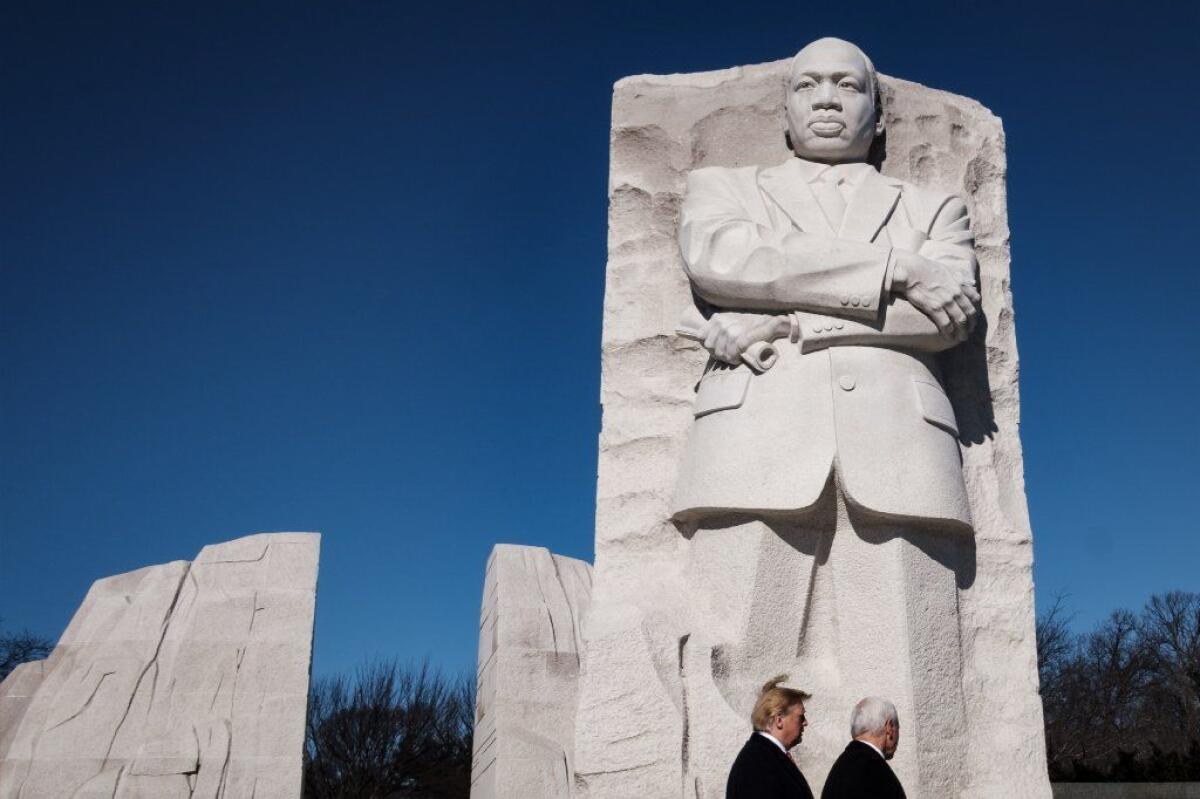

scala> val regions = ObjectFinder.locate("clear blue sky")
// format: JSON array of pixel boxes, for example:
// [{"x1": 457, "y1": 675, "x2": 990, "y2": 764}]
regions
[{"x1": 3, "y1": 1, "x2": 1197, "y2": 679}]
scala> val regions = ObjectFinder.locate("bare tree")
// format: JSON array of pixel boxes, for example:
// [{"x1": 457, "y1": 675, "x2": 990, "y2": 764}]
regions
[
  {"x1": 1038, "y1": 594, "x2": 1075, "y2": 686},
  {"x1": 0, "y1": 620, "x2": 54, "y2": 681},
  {"x1": 1040, "y1": 592, "x2": 1200, "y2": 782},
  {"x1": 304, "y1": 659, "x2": 474, "y2": 798},
  {"x1": 1038, "y1": 595, "x2": 1078, "y2": 771},
  {"x1": 1079, "y1": 610, "x2": 1154, "y2": 761},
  {"x1": 1138, "y1": 592, "x2": 1200, "y2": 753}
]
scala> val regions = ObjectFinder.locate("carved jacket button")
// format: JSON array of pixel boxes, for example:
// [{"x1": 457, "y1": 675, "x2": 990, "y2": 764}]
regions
[{"x1": 839, "y1": 375, "x2": 856, "y2": 391}]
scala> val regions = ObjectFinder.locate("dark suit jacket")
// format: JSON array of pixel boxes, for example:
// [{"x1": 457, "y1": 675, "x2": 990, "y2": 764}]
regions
[
  {"x1": 726, "y1": 733, "x2": 814, "y2": 799},
  {"x1": 820, "y1": 740, "x2": 906, "y2": 799}
]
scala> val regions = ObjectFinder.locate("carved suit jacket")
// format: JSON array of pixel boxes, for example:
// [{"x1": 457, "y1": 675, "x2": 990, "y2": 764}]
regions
[{"x1": 672, "y1": 156, "x2": 975, "y2": 531}]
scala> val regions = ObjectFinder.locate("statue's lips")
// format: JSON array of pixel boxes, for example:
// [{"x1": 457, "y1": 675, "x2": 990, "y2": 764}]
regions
[{"x1": 808, "y1": 120, "x2": 844, "y2": 136}]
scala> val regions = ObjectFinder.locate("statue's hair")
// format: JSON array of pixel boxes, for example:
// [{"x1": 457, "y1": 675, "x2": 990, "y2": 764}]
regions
[
  {"x1": 790, "y1": 37, "x2": 882, "y2": 115},
  {"x1": 750, "y1": 674, "x2": 811, "y2": 731},
  {"x1": 850, "y1": 696, "x2": 898, "y2": 738}
]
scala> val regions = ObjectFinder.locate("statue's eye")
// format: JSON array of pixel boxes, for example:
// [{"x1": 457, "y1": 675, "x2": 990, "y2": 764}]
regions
[
  {"x1": 794, "y1": 80, "x2": 815, "y2": 91},
  {"x1": 839, "y1": 80, "x2": 860, "y2": 92}
]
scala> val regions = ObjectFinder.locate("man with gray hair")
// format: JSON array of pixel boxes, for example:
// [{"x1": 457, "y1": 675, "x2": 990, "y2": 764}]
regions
[{"x1": 820, "y1": 697, "x2": 905, "y2": 798}]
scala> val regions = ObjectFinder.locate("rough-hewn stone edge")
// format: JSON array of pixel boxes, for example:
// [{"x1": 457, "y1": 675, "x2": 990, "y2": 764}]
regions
[
  {"x1": 471, "y1": 544, "x2": 594, "y2": 799},
  {"x1": 0, "y1": 531, "x2": 321, "y2": 769},
  {"x1": 615, "y1": 63, "x2": 999, "y2": 121},
  {"x1": 0, "y1": 660, "x2": 46, "y2": 757}
]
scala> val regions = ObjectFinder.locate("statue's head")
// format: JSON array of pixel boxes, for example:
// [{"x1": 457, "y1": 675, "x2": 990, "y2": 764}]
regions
[{"x1": 785, "y1": 38, "x2": 884, "y2": 164}]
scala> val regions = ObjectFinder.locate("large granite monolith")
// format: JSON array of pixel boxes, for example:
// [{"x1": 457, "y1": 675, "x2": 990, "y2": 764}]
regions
[
  {"x1": 0, "y1": 532, "x2": 320, "y2": 799},
  {"x1": 471, "y1": 545, "x2": 593, "y2": 799},
  {"x1": 473, "y1": 42, "x2": 1049, "y2": 799}
]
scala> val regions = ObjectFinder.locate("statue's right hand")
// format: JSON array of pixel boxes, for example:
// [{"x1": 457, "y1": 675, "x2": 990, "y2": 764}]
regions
[
  {"x1": 893, "y1": 252, "x2": 980, "y2": 343},
  {"x1": 703, "y1": 313, "x2": 788, "y2": 365}
]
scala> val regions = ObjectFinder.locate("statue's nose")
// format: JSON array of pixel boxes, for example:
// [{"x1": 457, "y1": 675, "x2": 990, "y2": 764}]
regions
[{"x1": 813, "y1": 82, "x2": 839, "y2": 109}]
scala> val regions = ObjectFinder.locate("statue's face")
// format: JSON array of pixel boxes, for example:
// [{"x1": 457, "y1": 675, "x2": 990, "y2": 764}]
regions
[{"x1": 785, "y1": 39, "x2": 882, "y2": 164}]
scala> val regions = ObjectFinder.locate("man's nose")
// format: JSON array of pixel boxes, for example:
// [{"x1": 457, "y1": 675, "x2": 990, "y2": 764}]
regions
[{"x1": 812, "y1": 81, "x2": 840, "y2": 109}]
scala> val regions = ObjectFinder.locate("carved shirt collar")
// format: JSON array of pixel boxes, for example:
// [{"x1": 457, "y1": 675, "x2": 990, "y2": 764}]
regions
[{"x1": 792, "y1": 156, "x2": 875, "y2": 190}]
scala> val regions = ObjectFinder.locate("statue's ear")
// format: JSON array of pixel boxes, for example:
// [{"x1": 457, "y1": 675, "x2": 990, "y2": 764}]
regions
[{"x1": 784, "y1": 129, "x2": 793, "y2": 152}]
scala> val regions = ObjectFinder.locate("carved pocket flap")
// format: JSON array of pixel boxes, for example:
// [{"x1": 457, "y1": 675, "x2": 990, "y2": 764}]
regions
[
  {"x1": 912, "y1": 376, "x2": 959, "y2": 435},
  {"x1": 694, "y1": 370, "x2": 751, "y2": 418}
]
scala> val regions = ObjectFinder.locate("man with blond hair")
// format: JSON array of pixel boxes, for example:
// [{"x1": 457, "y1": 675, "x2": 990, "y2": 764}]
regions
[
  {"x1": 726, "y1": 675, "x2": 814, "y2": 799},
  {"x1": 821, "y1": 697, "x2": 906, "y2": 798}
]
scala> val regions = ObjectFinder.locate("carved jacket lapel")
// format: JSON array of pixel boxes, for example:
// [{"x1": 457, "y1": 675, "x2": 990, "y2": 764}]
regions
[
  {"x1": 758, "y1": 159, "x2": 836, "y2": 237},
  {"x1": 839, "y1": 168, "x2": 902, "y2": 243}
]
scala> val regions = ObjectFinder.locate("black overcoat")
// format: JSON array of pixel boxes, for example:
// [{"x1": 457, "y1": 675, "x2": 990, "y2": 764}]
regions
[
  {"x1": 820, "y1": 740, "x2": 906, "y2": 799},
  {"x1": 725, "y1": 733, "x2": 814, "y2": 799}
]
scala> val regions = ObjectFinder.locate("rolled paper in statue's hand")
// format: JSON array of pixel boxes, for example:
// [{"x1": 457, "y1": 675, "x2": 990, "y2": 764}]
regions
[
  {"x1": 741, "y1": 340, "x2": 778, "y2": 372},
  {"x1": 674, "y1": 305, "x2": 777, "y2": 373}
]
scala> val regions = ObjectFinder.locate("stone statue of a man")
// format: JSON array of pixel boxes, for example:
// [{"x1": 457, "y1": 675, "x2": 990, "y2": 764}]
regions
[{"x1": 673, "y1": 38, "x2": 979, "y2": 795}]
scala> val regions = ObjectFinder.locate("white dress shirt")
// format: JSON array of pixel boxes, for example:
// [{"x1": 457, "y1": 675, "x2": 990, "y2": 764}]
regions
[
  {"x1": 857, "y1": 738, "x2": 885, "y2": 759},
  {"x1": 757, "y1": 730, "x2": 789, "y2": 753}
]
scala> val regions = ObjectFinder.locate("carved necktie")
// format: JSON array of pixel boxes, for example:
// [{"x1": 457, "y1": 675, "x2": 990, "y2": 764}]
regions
[{"x1": 812, "y1": 168, "x2": 848, "y2": 231}]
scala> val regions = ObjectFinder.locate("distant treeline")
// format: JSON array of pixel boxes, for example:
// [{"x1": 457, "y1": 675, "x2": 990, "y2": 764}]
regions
[
  {"x1": 1038, "y1": 590, "x2": 1200, "y2": 782},
  {"x1": 0, "y1": 620, "x2": 53, "y2": 681},
  {"x1": 303, "y1": 659, "x2": 474, "y2": 798}
]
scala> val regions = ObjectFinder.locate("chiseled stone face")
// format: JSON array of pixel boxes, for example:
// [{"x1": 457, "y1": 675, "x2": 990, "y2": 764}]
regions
[
  {"x1": 0, "y1": 532, "x2": 320, "y2": 799},
  {"x1": 785, "y1": 38, "x2": 883, "y2": 164}
]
